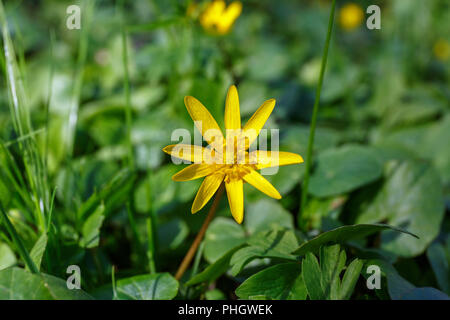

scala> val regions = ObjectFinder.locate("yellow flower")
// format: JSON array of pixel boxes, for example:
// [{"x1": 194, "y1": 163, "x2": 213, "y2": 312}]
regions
[
  {"x1": 163, "y1": 85, "x2": 304, "y2": 224},
  {"x1": 433, "y1": 39, "x2": 450, "y2": 61},
  {"x1": 199, "y1": 0, "x2": 242, "y2": 35},
  {"x1": 339, "y1": 3, "x2": 364, "y2": 31}
]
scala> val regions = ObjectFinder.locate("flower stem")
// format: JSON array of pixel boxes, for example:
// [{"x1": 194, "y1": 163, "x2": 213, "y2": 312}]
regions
[
  {"x1": 300, "y1": 0, "x2": 336, "y2": 224},
  {"x1": 175, "y1": 184, "x2": 225, "y2": 281}
]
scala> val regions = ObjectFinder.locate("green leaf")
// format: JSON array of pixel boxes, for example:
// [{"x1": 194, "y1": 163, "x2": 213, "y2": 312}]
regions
[
  {"x1": 302, "y1": 244, "x2": 362, "y2": 300},
  {"x1": 320, "y1": 244, "x2": 345, "y2": 299},
  {"x1": 244, "y1": 199, "x2": 294, "y2": 235},
  {"x1": 77, "y1": 168, "x2": 133, "y2": 221},
  {"x1": 366, "y1": 259, "x2": 449, "y2": 300},
  {"x1": 157, "y1": 219, "x2": 189, "y2": 251},
  {"x1": 0, "y1": 267, "x2": 92, "y2": 299},
  {"x1": 401, "y1": 288, "x2": 450, "y2": 300},
  {"x1": 116, "y1": 273, "x2": 178, "y2": 300},
  {"x1": 309, "y1": 145, "x2": 383, "y2": 197},
  {"x1": 235, "y1": 263, "x2": 307, "y2": 300},
  {"x1": 205, "y1": 289, "x2": 226, "y2": 300},
  {"x1": 80, "y1": 202, "x2": 105, "y2": 248},
  {"x1": 292, "y1": 224, "x2": 417, "y2": 256},
  {"x1": 230, "y1": 229, "x2": 298, "y2": 276},
  {"x1": 302, "y1": 253, "x2": 325, "y2": 299},
  {"x1": 29, "y1": 233, "x2": 47, "y2": 270},
  {"x1": 339, "y1": 258, "x2": 364, "y2": 299},
  {"x1": 204, "y1": 217, "x2": 246, "y2": 264},
  {"x1": 0, "y1": 242, "x2": 16, "y2": 270},
  {"x1": 426, "y1": 241, "x2": 450, "y2": 294},
  {"x1": 355, "y1": 161, "x2": 444, "y2": 257},
  {"x1": 187, "y1": 246, "x2": 243, "y2": 286}
]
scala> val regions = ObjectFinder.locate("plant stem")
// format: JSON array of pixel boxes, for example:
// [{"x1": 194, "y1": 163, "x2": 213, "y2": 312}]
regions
[
  {"x1": 0, "y1": 205, "x2": 39, "y2": 274},
  {"x1": 111, "y1": 265, "x2": 117, "y2": 300},
  {"x1": 175, "y1": 184, "x2": 224, "y2": 281},
  {"x1": 300, "y1": 0, "x2": 336, "y2": 224},
  {"x1": 146, "y1": 217, "x2": 156, "y2": 274},
  {"x1": 121, "y1": 9, "x2": 134, "y2": 170}
]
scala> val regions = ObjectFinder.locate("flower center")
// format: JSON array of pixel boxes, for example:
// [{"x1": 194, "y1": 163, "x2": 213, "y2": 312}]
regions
[{"x1": 219, "y1": 164, "x2": 255, "y2": 182}]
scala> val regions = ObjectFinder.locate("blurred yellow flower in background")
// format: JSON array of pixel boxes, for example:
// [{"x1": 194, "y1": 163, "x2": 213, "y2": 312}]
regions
[
  {"x1": 339, "y1": 3, "x2": 364, "y2": 31},
  {"x1": 199, "y1": 0, "x2": 242, "y2": 35},
  {"x1": 433, "y1": 39, "x2": 450, "y2": 61}
]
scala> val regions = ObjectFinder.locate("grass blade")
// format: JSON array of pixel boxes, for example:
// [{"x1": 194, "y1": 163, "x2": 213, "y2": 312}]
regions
[{"x1": 299, "y1": 0, "x2": 336, "y2": 225}]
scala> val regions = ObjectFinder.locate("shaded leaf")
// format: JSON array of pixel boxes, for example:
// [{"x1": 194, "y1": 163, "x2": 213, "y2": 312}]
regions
[
  {"x1": 309, "y1": 145, "x2": 383, "y2": 197},
  {"x1": 204, "y1": 217, "x2": 245, "y2": 264},
  {"x1": 366, "y1": 259, "x2": 449, "y2": 300},
  {"x1": 230, "y1": 229, "x2": 298, "y2": 276},
  {"x1": 292, "y1": 224, "x2": 417, "y2": 256},
  {"x1": 80, "y1": 203, "x2": 105, "y2": 248},
  {"x1": 29, "y1": 233, "x2": 47, "y2": 270},
  {"x1": 426, "y1": 241, "x2": 450, "y2": 294},
  {"x1": 355, "y1": 161, "x2": 444, "y2": 257},
  {"x1": 0, "y1": 243, "x2": 16, "y2": 271},
  {"x1": 0, "y1": 267, "x2": 92, "y2": 300},
  {"x1": 187, "y1": 245, "x2": 243, "y2": 286},
  {"x1": 235, "y1": 263, "x2": 306, "y2": 300},
  {"x1": 245, "y1": 199, "x2": 294, "y2": 235},
  {"x1": 116, "y1": 273, "x2": 178, "y2": 300}
]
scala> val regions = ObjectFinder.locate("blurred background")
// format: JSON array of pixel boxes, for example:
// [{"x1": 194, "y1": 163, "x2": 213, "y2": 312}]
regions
[{"x1": 0, "y1": 0, "x2": 449, "y2": 299}]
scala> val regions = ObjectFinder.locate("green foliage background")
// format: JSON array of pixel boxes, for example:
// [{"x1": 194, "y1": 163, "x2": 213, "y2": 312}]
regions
[{"x1": 0, "y1": 0, "x2": 449, "y2": 300}]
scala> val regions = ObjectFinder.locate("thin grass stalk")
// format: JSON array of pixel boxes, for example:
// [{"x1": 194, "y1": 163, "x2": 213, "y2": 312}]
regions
[
  {"x1": 185, "y1": 241, "x2": 205, "y2": 298},
  {"x1": 121, "y1": 23, "x2": 134, "y2": 169},
  {"x1": 0, "y1": 0, "x2": 49, "y2": 231},
  {"x1": 146, "y1": 217, "x2": 156, "y2": 274},
  {"x1": 299, "y1": 0, "x2": 336, "y2": 225},
  {"x1": 66, "y1": 0, "x2": 93, "y2": 157},
  {"x1": 44, "y1": 29, "x2": 55, "y2": 179}
]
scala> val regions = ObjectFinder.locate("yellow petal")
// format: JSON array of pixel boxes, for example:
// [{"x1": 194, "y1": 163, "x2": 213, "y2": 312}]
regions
[
  {"x1": 242, "y1": 99, "x2": 276, "y2": 149},
  {"x1": 192, "y1": 173, "x2": 225, "y2": 213},
  {"x1": 243, "y1": 169, "x2": 281, "y2": 199},
  {"x1": 224, "y1": 85, "x2": 241, "y2": 130},
  {"x1": 184, "y1": 96, "x2": 224, "y2": 147},
  {"x1": 172, "y1": 164, "x2": 217, "y2": 181},
  {"x1": 225, "y1": 178, "x2": 244, "y2": 224},
  {"x1": 217, "y1": 1, "x2": 242, "y2": 34},
  {"x1": 162, "y1": 144, "x2": 206, "y2": 163},
  {"x1": 248, "y1": 151, "x2": 304, "y2": 169}
]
